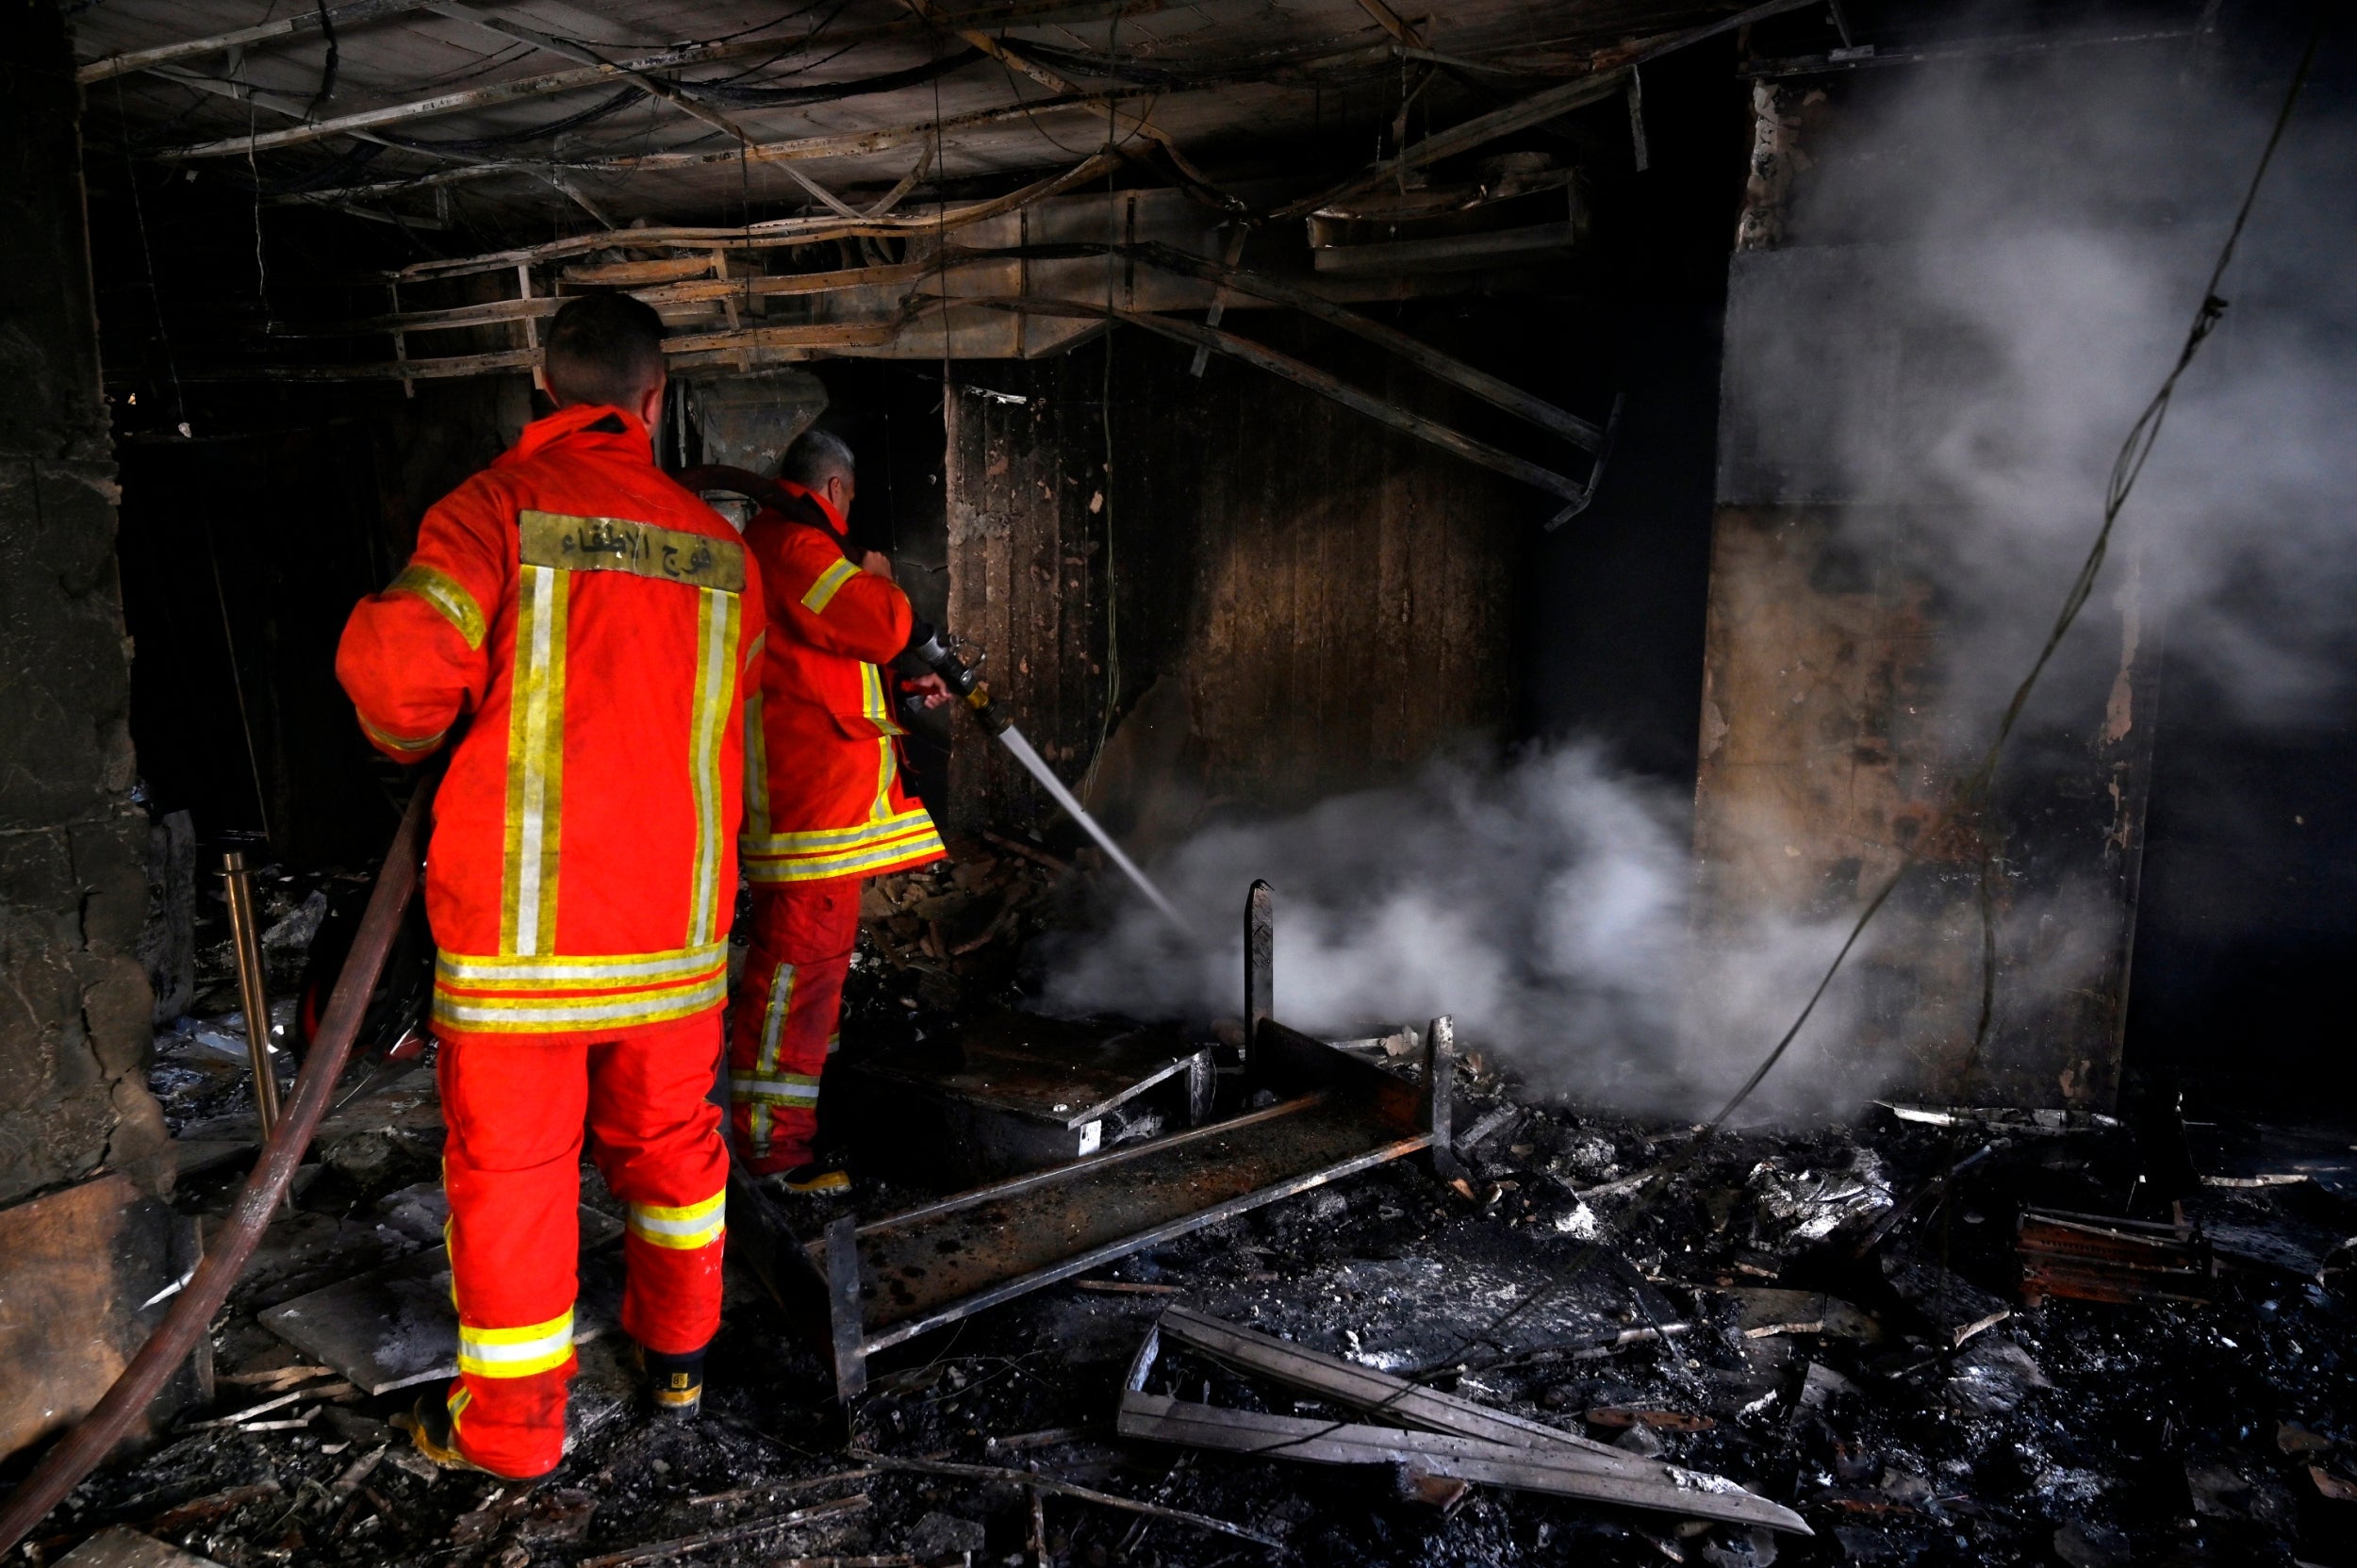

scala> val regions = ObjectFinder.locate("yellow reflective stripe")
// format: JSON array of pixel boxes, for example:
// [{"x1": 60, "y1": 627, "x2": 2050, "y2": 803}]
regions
[
  {"x1": 358, "y1": 714, "x2": 446, "y2": 755},
  {"x1": 756, "y1": 961, "x2": 795, "y2": 1074},
  {"x1": 743, "y1": 818, "x2": 945, "y2": 883},
  {"x1": 825, "y1": 1032, "x2": 840, "y2": 1058},
  {"x1": 431, "y1": 972, "x2": 726, "y2": 1032},
  {"x1": 389, "y1": 564, "x2": 487, "y2": 651},
  {"x1": 732, "y1": 1071, "x2": 821, "y2": 1104},
  {"x1": 685, "y1": 586, "x2": 735, "y2": 949},
  {"x1": 742, "y1": 685, "x2": 770, "y2": 839},
  {"x1": 800, "y1": 557, "x2": 859, "y2": 614},
  {"x1": 436, "y1": 942, "x2": 727, "y2": 988},
  {"x1": 502, "y1": 564, "x2": 568, "y2": 956},
  {"x1": 627, "y1": 1190, "x2": 725, "y2": 1250},
  {"x1": 456, "y1": 1309, "x2": 575, "y2": 1378},
  {"x1": 745, "y1": 833, "x2": 947, "y2": 883},
  {"x1": 743, "y1": 808, "x2": 941, "y2": 855},
  {"x1": 859, "y1": 662, "x2": 904, "y2": 737}
]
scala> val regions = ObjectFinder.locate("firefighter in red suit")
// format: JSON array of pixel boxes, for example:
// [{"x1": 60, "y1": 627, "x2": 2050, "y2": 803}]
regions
[
  {"x1": 730, "y1": 429, "x2": 949, "y2": 1191},
  {"x1": 336, "y1": 295, "x2": 761, "y2": 1477}
]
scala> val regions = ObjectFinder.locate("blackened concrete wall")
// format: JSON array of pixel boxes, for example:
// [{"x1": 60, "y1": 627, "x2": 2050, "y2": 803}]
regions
[{"x1": 0, "y1": 0, "x2": 169, "y2": 1204}]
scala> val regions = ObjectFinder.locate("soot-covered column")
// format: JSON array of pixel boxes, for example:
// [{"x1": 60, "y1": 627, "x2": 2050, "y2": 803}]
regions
[{"x1": 0, "y1": 0, "x2": 169, "y2": 1203}]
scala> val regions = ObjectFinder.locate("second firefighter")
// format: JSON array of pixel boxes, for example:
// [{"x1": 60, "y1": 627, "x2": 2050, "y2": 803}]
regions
[{"x1": 729, "y1": 428, "x2": 949, "y2": 1191}]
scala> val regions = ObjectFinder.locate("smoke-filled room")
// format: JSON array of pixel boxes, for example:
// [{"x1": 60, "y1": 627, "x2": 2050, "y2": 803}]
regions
[{"x1": 1, "y1": 1, "x2": 2352, "y2": 1563}]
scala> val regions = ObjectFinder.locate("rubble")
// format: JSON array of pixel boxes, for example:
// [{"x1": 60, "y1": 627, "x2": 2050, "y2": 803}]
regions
[{"x1": 8, "y1": 857, "x2": 2346, "y2": 1567}]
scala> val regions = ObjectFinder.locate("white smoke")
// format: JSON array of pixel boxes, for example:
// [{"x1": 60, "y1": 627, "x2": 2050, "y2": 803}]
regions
[
  {"x1": 1041, "y1": 26, "x2": 2354, "y2": 1118},
  {"x1": 1042, "y1": 745, "x2": 1876, "y2": 1119}
]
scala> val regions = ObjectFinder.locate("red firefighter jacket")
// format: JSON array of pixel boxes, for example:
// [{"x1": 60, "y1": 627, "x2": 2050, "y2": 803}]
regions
[
  {"x1": 335, "y1": 403, "x2": 765, "y2": 1039},
  {"x1": 740, "y1": 483, "x2": 945, "y2": 884}
]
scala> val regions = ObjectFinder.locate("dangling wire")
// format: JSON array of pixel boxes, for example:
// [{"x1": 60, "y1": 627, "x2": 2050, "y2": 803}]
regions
[{"x1": 113, "y1": 74, "x2": 187, "y2": 433}]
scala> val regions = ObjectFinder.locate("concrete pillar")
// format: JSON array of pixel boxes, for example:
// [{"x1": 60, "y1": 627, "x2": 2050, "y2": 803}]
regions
[{"x1": 0, "y1": 0, "x2": 170, "y2": 1203}]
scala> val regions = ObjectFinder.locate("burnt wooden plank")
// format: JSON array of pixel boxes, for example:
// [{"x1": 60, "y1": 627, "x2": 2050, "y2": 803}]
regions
[
  {"x1": 1152, "y1": 1305, "x2": 1636, "y2": 1465},
  {"x1": 0, "y1": 1175, "x2": 203, "y2": 1462},
  {"x1": 1114, "y1": 1394, "x2": 1809, "y2": 1532}
]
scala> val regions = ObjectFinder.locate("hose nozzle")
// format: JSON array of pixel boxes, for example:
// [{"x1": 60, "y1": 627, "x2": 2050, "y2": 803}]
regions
[{"x1": 904, "y1": 620, "x2": 1007, "y2": 734}]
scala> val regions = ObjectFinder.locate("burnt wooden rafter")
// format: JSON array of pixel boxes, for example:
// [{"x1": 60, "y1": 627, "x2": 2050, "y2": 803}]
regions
[
  {"x1": 145, "y1": 0, "x2": 1147, "y2": 161},
  {"x1": 276, "y1": 91, "x2": 1145, "y2": 212},
  {"x1": 955, "y1": 294, "x2": 1615, "y2": 522},
  {"x1": 75, "y1": 0, "x2": 431, "y2": 85}
]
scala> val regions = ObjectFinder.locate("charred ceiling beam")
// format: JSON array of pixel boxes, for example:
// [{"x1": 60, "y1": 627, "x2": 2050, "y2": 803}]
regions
[
  {"x1": 281, "y1": 89, "x2": 1144, "y2": 210},
  {"x1": 148, "y1": 0, "x2": 1146, "y2": 161},
  {"x1": 75, "y1": 0, "x2": 429, "y2": 85},
  {"x1": 373, "y1": 146, "x2": 1126, "y2": 280},
  {"x1": 1118, "y1": 239, "x2": 1606, "y2": 448},
  {"x1": 956, "y1": 237, "x2": 1607, "y2": 448},
  {"x1": 959, "y1": 295, "x2": 1605, "y2": 518},
  {"x1": 890, "y1": 0, "x2": 1244, "y2": 206},
  {"x1": 147, "y1": 60, "x2": 615, "y2": 227},
  {"x1": 1275, "y1": 0, "x2": 1832, "y2": 220},
  {"x1": 416, "y1": 0, "x2": 865, "y2": 218},
  {"x1": 1739, "y1": 25, "x2": 2199, "y2": 78}
]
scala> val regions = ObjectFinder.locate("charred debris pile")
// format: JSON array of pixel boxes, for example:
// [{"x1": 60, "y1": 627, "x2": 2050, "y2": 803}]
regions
[{"x1": 31, "y1": 838, "x2": 2357, "y2": 1568}]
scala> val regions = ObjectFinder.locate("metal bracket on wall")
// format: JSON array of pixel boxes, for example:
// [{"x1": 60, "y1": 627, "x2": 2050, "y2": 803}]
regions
[{"x1": 1544, "y1": 392, "x2": 1624, "y2": 531}]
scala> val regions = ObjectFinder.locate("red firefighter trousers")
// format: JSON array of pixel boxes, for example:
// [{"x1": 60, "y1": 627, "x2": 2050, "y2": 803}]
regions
[
  {"x1": 727, "y1": 879, "x2": 862, "y2": 1174},
  {"x1": 437, "y1": 1015, "x2": 729, "y2": 1477}
]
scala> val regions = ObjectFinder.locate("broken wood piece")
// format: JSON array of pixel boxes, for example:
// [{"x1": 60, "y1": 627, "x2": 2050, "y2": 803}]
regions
[
  {"x1": 1116, "y1": 1395, "x2": 1808, "y2": 1533},
  {"x1": 572, "y1": 1494, "x2": 869, "y2": 1568},
  {"x1": 1725, "y1": 1288, "x2": 1883, "y2": 1342},
  {"x1": 1393, "y1": 1465, "x2": 1472, "y2": 1512},
  {"x1": 686, "y1": 1468, "x2": 876, "y2": 1508},
  {"x1": 218, "y1": 1363, "x2": 338, "y2": 1389},
  {"x1": 1585, "y1": 1409, "x2": 1717, "y2": 1434},
  {"x1": 1882, "y1": 1253, "x2": 2012, "y2": 1347},
  {"x1": 849, "y1": 1451, "x2": 1279, "y2": 1548},
  {"x1": 192, "y1": 1381, "x2": 356, "y2": 1427},
  {"x1": 142, "y1": 1482, "x2": 282, "y2": 1536},
  {"x1": 54, "y1": 1527, "x2": 225, "y2": 1568},
  {"x1": 981, "y1": 829, "x2": 1070, "y2": 874},
  {"x1": 0, "y1": 1172, "x2": 206, "y2": 1463},
  {"x1": 235, "y1": 1413, "x2": 320, "y2": 1432},
  {"x1": 2309, "y1": 1466, "x2": 2357, "y2": 1503},
  {"x1": 1075, "y1": 1279, "x2": 1182, "y2": 1296},
  {"x1": 1148, "y1": 1305, "x2": 1635, "y2": 1467},
  {"x1": 984, "y1": 1428, "x2": 1094, "y2": 1455},
  {"x1": 1454, "y1": 1105, "x2": 1521, "y2": 1156}
]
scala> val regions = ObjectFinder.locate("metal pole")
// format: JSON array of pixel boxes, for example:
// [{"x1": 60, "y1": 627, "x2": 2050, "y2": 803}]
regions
[
  {"x1": 1244, "y1": 880, "x2": 1273, "y2": 1073},
  {"x1": 221, "y1": 850, "x2": 281, "y2": 1137}
]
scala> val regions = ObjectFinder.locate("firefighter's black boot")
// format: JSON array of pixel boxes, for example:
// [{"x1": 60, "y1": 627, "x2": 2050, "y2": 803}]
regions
[{"x1": 637, "y1": 1344, "x2": 705, "y2": 1419}]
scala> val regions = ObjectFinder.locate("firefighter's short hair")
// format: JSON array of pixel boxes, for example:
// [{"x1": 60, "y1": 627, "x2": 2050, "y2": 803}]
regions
[
  {"x1": 780, "y1": 428, "x2": 855, "y2": 491},
  {"x1": 544, "y1": 293, "x2": 667, "y2": 409}
]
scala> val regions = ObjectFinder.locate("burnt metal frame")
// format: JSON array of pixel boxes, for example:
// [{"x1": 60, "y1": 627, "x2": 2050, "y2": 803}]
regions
[{"x1": 733, "y1": 882, "x2": 1459, "y2": 1405}]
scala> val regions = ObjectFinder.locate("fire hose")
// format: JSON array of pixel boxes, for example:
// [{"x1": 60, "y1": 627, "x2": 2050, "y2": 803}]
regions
[{"x1": 0, "y1": 773, "x2": 438, "y2": 1557}]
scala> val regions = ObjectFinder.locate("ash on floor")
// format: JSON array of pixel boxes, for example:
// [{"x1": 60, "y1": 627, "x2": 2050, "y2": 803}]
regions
[{"x1": 73, "y1": 986, "x2": 2357, "y2": 1568}]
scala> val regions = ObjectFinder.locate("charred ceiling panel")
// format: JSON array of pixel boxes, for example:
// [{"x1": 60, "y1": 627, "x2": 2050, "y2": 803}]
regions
[{"x1": 1696, "y1": 236, "x2": 2158, "y2": 1111}]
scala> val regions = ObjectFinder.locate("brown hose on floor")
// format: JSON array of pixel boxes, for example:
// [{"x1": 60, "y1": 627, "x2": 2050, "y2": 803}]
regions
[{"x1": 0, "y1": 772, "x2": 438, "y2": 1555}]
